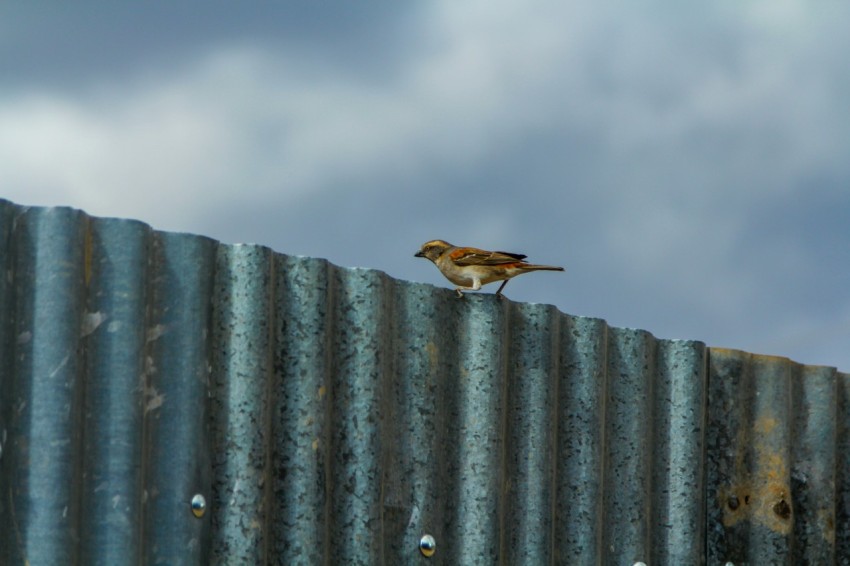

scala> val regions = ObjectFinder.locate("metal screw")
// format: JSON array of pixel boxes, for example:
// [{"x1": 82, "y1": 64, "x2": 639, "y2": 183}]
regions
[
  {"x1": 727, "y1": 494, "x2": 739, "y2": 510},
  {"x1": 190, "y1": 494, "x2": 207, "y2": 518},
  {"x1": 419, "y1": 534, "x2": 436, "y2": 557}
]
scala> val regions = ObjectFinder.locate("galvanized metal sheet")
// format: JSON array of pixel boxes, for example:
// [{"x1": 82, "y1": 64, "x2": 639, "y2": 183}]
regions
[
  {"x1": 0, "y1": 198, "x2": 846, "y2": 565},
  {"x1": 707, "y1": 349, "x2": 846, "y2": 564}
]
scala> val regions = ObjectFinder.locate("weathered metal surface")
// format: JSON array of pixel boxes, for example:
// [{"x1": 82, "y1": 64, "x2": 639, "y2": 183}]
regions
[
  {"x1": 707, "y1": 349, "x2": 846, "y2": 564},
  {"x1": 0, "y1": 198, "x2": 846, "y2": 565}
]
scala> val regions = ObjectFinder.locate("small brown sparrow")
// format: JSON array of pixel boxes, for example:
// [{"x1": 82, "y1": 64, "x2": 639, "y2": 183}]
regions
[{"x1": 415, "y1": 239, "x2": 564, "y2": 298}]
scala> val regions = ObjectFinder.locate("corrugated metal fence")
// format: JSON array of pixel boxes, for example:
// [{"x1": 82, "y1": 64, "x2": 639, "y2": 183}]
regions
[{"x1": 0, "y1": 199, "x2": 847, "y2": 565}]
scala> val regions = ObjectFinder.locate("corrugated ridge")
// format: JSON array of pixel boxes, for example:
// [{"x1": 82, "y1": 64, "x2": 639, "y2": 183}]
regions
[
  {"x1": 707, "y1": 349, "x2": 847, "y2": 564},
  {"x1": 0, "y1": 199, "x2": 847, "y2": 565}
]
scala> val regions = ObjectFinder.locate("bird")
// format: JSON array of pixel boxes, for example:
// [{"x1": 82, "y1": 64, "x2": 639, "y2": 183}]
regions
[{"x1": 414, "y1": 239, "x2": 564, "y2": 298}]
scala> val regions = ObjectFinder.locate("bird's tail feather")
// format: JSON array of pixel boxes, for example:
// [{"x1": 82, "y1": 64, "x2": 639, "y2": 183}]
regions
[{"x1": 522, "y1": 264, "x2": 565, "y2": 271}]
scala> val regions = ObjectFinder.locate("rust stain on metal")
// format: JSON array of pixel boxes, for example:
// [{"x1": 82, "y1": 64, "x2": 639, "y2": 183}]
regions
[
  {"x1": 720, "y1": 479, "x2": 792, "y2": 534},
  {"x1": 425, "y1": 341, "x2": 439, "y2": 369},
  {"x1": 818, "y1": 508, "x2": 836, "y2": 545},
  {"x1": 754, "y1": 416, "x2": 778, "y2": 435}
]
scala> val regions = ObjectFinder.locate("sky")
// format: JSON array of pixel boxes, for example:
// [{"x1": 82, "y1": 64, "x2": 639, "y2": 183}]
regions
[{"x1": 1, "y1": 1, "x2": 849, "y2": 371}]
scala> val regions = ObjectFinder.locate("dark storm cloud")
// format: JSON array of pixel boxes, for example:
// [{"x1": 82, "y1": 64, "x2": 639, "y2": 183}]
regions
[{"x1": 0, "y1": 2, "x2": 422, "y2": 89}]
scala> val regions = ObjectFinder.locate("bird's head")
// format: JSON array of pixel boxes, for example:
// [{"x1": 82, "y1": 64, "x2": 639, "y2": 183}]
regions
[{"x1": 414, "y1": 240, "x2": 453, "y2": 262}]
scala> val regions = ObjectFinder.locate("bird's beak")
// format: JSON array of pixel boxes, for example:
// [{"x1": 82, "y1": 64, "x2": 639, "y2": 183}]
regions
[{"x1": 414, "y1": 250, "x2": 424, "y2": 258}]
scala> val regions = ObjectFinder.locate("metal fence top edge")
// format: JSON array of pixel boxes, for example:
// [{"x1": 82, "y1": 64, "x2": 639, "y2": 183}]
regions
[{"x1": 4, "y1": 197, "x2": 846, "y2": 373}]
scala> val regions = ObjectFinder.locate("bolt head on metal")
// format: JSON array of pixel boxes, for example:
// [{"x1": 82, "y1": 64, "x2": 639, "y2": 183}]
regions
[
  {"x1": 419, "y1": 534, "x2": 436, "y2": 557},
  {"x1": 191, "y1": 494, "x2": 207, "y2": 518}
]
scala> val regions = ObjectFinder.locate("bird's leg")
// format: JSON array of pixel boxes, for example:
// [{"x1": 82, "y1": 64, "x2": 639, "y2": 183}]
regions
[
  {"x1": 495, "y1": 280, "x2": 509, "y2": 298},
  {"x1": 454, "y1": 278, "x2": 482, "y2": 299}
]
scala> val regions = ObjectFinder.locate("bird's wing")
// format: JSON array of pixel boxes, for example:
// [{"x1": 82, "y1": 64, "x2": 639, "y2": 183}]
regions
[{"x1": 449, "y1": 247, "x2": 527, "y2": 266}]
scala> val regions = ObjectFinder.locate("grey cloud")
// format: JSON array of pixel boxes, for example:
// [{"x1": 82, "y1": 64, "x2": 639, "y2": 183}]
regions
[{"x1": 1, "y1": 1, "x2": 848, "y2": 370}]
